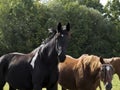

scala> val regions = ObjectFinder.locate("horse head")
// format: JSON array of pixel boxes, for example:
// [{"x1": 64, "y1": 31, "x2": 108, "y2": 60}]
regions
[
  {"x1": 54, "y1": 22, "x2": 70, "y2": 62},
  {"x1": 100, "y1": 58, "x2": 114, "y2": 90},
  {"x1": 38, "y1": 22, "x2": 70, "y2": 63}
]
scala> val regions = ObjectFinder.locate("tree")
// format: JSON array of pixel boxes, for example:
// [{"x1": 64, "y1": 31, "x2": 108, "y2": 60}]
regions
[
  {"x1": 47, "y1": 1, "x2": 116, "y2": 57},
  {"x1": 103, "y1": 0, "x2": 120, "y2": 56},
  {"x1": 0, "y1": 0, "x2": 117, "y2": 57},
  {"x1": 0, "y1": 0, "x2": 50, "y2": 55},
  {"x1": 51, "y1": 0, "x2": 104, "y2": 13},
  {"x1": 78, "y1": 0, "x2": 104, "y2": 13}
]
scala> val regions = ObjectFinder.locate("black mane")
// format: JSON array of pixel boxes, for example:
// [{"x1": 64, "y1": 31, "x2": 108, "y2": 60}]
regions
[{"x1": 42, "y1": 28, "x2": 57, "y2": 44}]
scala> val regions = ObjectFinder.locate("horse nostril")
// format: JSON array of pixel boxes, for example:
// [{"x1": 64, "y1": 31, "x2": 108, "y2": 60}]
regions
[{"x1": 105, "y1": 82, "x2": 112, "y2": 90}]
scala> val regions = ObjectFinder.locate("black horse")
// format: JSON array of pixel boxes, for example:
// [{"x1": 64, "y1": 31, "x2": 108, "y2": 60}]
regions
[{"x1": 0, "y1": 22, "x2": 70, "y2": 90}]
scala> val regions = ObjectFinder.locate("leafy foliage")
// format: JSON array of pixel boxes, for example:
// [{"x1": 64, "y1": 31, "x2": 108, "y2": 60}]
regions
[
  {"x1": 0, "y1": 0, "x2": 119, "y2": 58},
  {"x1": 0, "y1": 0, "x2": 50, "y2": 54},
  {"x1": 103, "y1": 0, "x2": 120, "y2": 56},
  {"x1": 47, "y1": 1, "x2": 116, "y2": 57}
]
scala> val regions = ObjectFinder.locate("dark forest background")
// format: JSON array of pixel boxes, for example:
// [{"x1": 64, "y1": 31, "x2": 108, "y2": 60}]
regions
[{"x1": 0, "y1": 0, "x2": 120, "y2": 58}]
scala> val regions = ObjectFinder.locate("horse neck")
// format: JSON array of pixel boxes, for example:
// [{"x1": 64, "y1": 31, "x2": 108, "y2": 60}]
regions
[
  {"x1": 31, "y1": 32, "x2": 56, "y2": 55},
  {"x1": 42, "y1": 35, "x2": 58, "y2": 60},
  {"x1": 31, "y1": 46, "x2": 41, "y2": 55},
  {"x1": 39, "y1": 35, "x2": 58, "y2": 66}
]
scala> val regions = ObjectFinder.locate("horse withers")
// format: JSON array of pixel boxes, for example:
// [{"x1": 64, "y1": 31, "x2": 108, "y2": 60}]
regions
[
  {"x1": 0, "y1": 22, "x2": 70, "y2": 90},
  {"x1": 58, "y1": 54, "x2": 113, "y2": 90}
]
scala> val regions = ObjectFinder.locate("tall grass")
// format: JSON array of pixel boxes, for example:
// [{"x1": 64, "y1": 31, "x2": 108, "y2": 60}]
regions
[{"x1": 4, "y1": 74, "x2": 120, "y2": 90}]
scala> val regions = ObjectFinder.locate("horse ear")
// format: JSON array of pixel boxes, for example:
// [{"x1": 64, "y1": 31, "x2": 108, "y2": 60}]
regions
[
  {"x1": 57, "y1": 22, "x2": 62, "y2": 33},
  {"x1": 66, "y1": 23, "x2": 70, "y2": 31},
  {"x1": 100, "y1": 57, "x2": 105, "y2": 64},
  {"x1": 48, "y1": 28, "x2": 53, "y2": 34}
]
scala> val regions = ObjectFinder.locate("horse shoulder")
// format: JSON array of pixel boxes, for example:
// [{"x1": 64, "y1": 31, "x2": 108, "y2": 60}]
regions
[
  {"x1": 58, "y1": 55, "x2": 78, "y2": 73},
  {"x1": 58, "y1": 56, "x2": 78, "y2": 90}
]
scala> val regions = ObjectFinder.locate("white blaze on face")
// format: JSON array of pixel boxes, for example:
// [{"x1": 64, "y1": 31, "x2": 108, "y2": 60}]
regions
[
  {"x1": 106, "y1": 66, "x2": 110, "y2": 71},
  {"x1": 30, "y1": 51, "x2": 38, "y2": 68}
]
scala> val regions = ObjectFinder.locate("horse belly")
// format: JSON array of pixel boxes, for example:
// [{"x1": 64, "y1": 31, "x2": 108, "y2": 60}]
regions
[{"x1": 6, "y1": 63, "x2": 33, "y2": 89}]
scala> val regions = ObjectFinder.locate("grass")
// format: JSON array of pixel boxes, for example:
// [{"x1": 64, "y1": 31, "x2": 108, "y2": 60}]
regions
[
  {"x1": 3, "y1": 74, "x2": 120, "y2": 90},
  {"x1": 96, "y1": 74, "x2": 120, "y2": 90},
  {"x1": 112, "y1": 75, "x2": 120, "y2": 90}
]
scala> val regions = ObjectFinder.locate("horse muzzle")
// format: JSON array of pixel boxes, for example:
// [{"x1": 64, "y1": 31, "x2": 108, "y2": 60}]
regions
[
  {"x1": 105, "y1": 82, "x2": 112, "y2": 90},
  {"x1": 58, "y1": 52, "x2": 66, "y2": 62}
]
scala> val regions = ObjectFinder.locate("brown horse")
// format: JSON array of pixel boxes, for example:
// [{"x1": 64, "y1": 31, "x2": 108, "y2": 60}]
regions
[
  {"x1": 97, "y1": 57, "x2": 119, "y2": 90},
  {"x1": 97, "y1": 57, "x2": 115, "y2": 90},
  {"x1": 104, "y1": 57, "x2": 120, "y2": 79},
  {"x1": 58, "y1": 54, "x2": 113, "y2": 90}
]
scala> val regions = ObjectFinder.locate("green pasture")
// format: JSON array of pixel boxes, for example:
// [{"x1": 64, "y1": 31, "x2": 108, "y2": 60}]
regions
[
  {"x1": 3, "y1": 74, "x2": 120, "y2": 90},
  {"x1": 96, "y1": 74, "x2": 120, "y2": 90}
]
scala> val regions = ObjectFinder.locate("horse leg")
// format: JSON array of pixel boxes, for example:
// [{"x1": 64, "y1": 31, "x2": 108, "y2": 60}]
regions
[
  {"x1": 18, "y1": 89, "x2": 33, "y2": 90},
  {"x1": 46, "y1": 83, "x2": 58, "y2": 90},
  {"x1": 61, "y1": 87, "x2": 66, "y2": 90},
  {"x1": 33, "y1": 84, "x2": 42, "y2": 90},
  {"x1": 9, "y1": 85, "x2": 16, "y2": 90},
  {"x1": 0, "y1": 82, "x2": 5, "y2": 90},
  {"x1": 96, "y1": 80, "x2": 102, "y2": 90},
  {"x1": 0, "y1": 77, "x2": 6, "y2": 90},
  {"x1": 98, "y1": 83, "x2": 102, "y2": 90}
]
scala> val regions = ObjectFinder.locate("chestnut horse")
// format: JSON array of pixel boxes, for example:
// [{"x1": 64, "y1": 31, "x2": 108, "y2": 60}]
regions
[
  {"x1": 58, "y1": 54, "x2": 113, "y2": 90},
  {"x1": 97, "y1": 57, "x2": 119, "y2": 90}
]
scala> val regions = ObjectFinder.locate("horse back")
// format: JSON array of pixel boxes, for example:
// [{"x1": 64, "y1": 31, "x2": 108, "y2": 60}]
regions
[
  {"x1": 111, "y1": 57, "x2": 120, "y2": 79},
  {"x1": 59, "y1": 55, "x2": 79, "y2": 72},
  {"x1": 104, "y1": 57, "x2": 120, "y2": 79}
]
